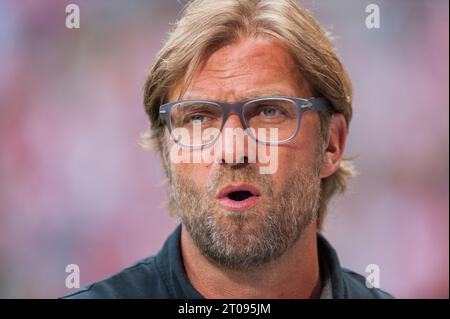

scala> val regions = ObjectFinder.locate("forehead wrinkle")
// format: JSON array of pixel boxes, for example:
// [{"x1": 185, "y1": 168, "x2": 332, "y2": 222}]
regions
[
  {"x1": 169, "y1": 37, "x2": 312, "y2": 102},
  {"x1": 182, "y1": 89, "x2": 295, "y2": 102},
  {"x1": 201, "y1": 52, "x2": 289, "y2": 81}
]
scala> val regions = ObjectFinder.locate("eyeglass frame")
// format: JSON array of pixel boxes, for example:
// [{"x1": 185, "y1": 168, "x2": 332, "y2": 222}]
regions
[{"x1": 159, "y1": 96, "x2": 333, "y2": 147}]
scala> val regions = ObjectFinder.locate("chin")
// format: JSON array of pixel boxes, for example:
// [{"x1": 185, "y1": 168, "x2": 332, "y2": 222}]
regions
[{"x1": 214, "y1": 210, "x2": 265, "y2": 234}]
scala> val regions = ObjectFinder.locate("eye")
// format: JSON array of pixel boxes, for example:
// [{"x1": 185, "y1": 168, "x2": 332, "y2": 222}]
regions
[
  {"x1": 261, "y1": 107, "x2": 281, "y2": 117},
  {"x1": 191, "y1": 114, "x2": 207, "y2": 123}
]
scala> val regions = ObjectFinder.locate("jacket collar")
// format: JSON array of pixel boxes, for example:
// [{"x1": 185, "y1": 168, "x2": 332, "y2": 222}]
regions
[{"x1": 156, "y1": 224, "x2": 346, "y2": 298}]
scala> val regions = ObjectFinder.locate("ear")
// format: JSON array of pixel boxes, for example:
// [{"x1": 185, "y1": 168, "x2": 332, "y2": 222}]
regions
[{"x1": 320, "y1": 113, "x2": 347, "y2": 178}]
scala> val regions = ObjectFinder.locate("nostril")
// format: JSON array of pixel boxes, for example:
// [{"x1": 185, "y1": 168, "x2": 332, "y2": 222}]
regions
[
  {"x1": 215, "y1": 156, "x2": 249, "y2": 165},
  {"x1": 238, "y1": 156, "x2": 249, "y2": 164}
]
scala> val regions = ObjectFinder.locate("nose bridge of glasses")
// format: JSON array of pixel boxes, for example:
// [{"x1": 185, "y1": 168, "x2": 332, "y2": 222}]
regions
[{"x1": 221, "y1": 101, "x2": 249, "y2": 130}]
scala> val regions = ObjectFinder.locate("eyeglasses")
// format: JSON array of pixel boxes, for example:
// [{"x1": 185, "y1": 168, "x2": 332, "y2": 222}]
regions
[{"x1": 159, "y1": 96, "x2": 333, "y2": 147}]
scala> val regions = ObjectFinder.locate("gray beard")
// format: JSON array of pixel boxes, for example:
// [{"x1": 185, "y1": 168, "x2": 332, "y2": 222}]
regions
[{"x1": 167, "y1": 157, "x2": 322, "y2": 270}]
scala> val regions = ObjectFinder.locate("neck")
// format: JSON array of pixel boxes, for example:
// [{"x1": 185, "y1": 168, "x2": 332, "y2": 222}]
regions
[{"x1": 180, "y1": 223, "x2": 321, "y2": 299}]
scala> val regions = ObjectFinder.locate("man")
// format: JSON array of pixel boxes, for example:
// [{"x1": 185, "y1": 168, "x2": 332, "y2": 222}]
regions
[{"x1": 65, "y1": 0, "x2": 393, "y2": 299}]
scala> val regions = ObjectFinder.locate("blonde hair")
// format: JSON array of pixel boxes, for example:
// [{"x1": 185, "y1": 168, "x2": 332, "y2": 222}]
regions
[{"x1": 143, "y1": 0, "x2": 356, "y2": 230}]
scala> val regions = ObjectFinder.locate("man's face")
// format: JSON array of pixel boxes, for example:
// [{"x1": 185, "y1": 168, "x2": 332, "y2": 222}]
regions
[{"x1": 165, "y1": 36, "x2": 324, "y2": 269}]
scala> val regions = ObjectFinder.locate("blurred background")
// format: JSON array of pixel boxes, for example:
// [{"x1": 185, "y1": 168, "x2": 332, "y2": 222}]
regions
[{"x1": 0, "y1": 0, "x2": 448, "y2": 298}]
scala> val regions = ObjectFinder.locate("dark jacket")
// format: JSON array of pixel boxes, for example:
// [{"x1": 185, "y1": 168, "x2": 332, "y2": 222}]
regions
[{"x1": 63, "y1": 224, "x2": 393, "y2": 299}]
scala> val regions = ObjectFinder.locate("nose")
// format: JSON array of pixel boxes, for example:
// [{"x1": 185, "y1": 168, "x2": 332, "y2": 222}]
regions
[{"x1": 215, "y1": 113, "x2": 251, "y2": 165}]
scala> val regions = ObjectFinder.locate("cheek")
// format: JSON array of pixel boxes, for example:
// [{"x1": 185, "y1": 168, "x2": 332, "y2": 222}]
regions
[
  {"x1": 269, "y1": 147, "x2": 307, "y2": 188},
  {"x1": 172, "y1": 162, "x2": 211, "y2": 185},
  {"x1": 166, "y1": 139, "x2": 211, "y2": 183},
  {"x1": 271, "y1": 116, "x2": 320, "y2": 182}
]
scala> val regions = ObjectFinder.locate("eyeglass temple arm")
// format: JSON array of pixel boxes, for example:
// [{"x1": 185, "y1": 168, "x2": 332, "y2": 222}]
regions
[
  {"x1": 159, "y1": 104, "x2": 172, "y2": 124},
  {"x1": 305, "y1": 97, "x2": 333, "y2": 112}
]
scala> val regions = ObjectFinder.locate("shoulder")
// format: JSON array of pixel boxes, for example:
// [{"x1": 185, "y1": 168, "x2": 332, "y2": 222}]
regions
[
  {"x1": 340, "y1": 268, "x2": 394, "y2": 299},
  {"x1": 317, "y1": 233, "x2": 394, "y2": 299},
  {"x1": 61, "y1": 255, "x2": 170, "y2": 299}
]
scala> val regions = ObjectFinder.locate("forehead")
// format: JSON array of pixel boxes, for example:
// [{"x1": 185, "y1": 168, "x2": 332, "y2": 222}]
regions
[{"x1": 170, "y1": 36, "x2": 311, "y2": 101}]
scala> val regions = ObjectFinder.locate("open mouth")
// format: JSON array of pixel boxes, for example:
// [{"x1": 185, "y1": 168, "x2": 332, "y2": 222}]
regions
[
  {"x1": 227, "y1": 190, "x2": 254, "y2": 201},
  {"x1": 217, "y1": 184, "x2": 261, "y2": 211}
]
